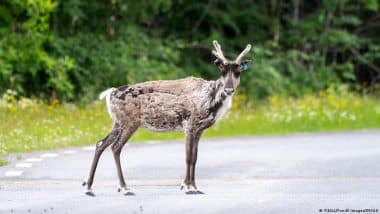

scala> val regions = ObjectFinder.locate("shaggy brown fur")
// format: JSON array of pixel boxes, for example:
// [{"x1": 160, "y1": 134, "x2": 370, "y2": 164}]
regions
[{"x1": 83, "y1": 41, "x2": 251, "y2": 195}]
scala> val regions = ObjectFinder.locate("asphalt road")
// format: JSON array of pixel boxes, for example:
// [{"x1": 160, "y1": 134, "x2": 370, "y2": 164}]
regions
[{"x1": 1, "y1": 130, "x2": 380, "y2": 214}]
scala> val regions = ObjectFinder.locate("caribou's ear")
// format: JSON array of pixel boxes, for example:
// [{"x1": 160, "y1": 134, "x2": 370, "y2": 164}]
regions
[
  {"x1": 240, "y1": 60, "x2": 251, "y2": 71},
  {"x1": 214, "y1": 59, "x2": 225, "y2": 71}
]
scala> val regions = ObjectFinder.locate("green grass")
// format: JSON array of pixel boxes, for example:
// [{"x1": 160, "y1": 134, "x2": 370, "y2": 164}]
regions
[
  {"x1": 1, "y1": 91, "x2": 380, "y2": 162},
  {"x1": 0, "y1": 158, "x2": 7, "y2": 166}
]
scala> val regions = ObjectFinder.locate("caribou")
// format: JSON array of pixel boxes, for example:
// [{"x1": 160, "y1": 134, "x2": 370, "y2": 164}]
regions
[{"x1": 82, "y1": 40, "x2": 252, "y2": 195}]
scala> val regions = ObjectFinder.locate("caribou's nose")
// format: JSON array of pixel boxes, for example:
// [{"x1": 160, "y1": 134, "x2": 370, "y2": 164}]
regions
[{"x1": 224, "y1": 88, "x2": 234, "y2": 95}]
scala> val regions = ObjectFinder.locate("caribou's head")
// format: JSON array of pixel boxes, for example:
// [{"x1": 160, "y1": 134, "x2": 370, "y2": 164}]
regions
[{"x1": 212, "y1": 40, "x2": 251, "y2": 96}]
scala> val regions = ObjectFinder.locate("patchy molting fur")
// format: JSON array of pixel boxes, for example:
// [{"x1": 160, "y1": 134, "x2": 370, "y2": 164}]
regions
[
  {"x1": 100, "y1": 76, "x2": 232, "y2": 133},
  {"x1": 214, "y1": 96, "x2": 232, "y2": 121},
  {"x1": 83, "y1": 40, "x2": 251, "y2": 195}
]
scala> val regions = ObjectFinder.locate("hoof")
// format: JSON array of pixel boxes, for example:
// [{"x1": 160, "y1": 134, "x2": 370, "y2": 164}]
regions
[
  {"x1": 124, "y1": 192, "x2": 135, "y2": 196},
  {"x1": 85, "y1": 191, "x2": 96, "y2": 197},
  {"x1": 181, "y1": 183, "x2": 204, "y2": 195},
  {"x1": 196, "y1": 190, "x2": 205, "y2": 194},
  {"x1": 118, "y1": 187, "x2": 135, "y2": 196},
  {"x1": 185, "y1": 190, "x2": 198, "y2": 195},
  {"x1": 84, "y1": 188, "x2": 95, "y2": 197},
  {"x1": 83, "y1": 181, "x2": 95, "y2": 196},
  {"x1": 185, "y1": 190, "x2": 204, "y2": 195}
]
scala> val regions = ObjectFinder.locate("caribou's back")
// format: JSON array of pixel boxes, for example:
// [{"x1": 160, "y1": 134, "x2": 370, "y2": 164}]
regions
[
  {"x1": 130, "y1": 76, "x2": 207, "y2": 96},
  {"x1": 106, "y1": 76, "x2": 209, "y2": 132}
]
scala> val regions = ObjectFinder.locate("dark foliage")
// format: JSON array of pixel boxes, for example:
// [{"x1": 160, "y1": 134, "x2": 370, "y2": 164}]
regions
[{"x1": 0, "y1": 0, "x2": 379, "y2": 101}]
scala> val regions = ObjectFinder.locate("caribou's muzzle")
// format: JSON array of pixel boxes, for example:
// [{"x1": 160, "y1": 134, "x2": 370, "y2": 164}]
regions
[{"x1": 224, "y1": 88, "x2": 234, "y2": 95}]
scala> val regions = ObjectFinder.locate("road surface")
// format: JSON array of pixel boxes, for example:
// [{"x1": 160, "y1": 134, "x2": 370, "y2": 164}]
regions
[{"x1": 1, "y1": 130, "x2": 380, "y2": 213}]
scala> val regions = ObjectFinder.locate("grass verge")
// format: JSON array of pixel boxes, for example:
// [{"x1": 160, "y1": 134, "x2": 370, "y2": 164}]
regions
[
  {"x1": 1, "y1": 89, "x2": 380, "y2": 163},
  {"x1": 0, "y1": 158, "x2": 7, "y2": 166}
]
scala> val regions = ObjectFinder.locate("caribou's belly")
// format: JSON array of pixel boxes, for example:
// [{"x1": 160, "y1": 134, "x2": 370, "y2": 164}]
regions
[{"x1": 140, "y1": 93, "x2": 192, "y2": 132}]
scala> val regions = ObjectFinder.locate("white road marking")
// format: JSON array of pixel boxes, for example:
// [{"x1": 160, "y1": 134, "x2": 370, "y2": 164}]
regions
[
  {"x1": 5, "y1": 170, "x2": 23, "y2": 177},
  {"x1": 63, "y1": 150, "x2": 77, "y2": 154},
  {"x1": 82, "y1": 146, "x2": 95, "y2": 151},
  {"x1": 40, "y1": 153, "x2": 58, "y2": 158},
  {"x1": 15, "y1": 163, "x2": 33, "y2": 168},
  {"x1": 25, "y1": 158, "x2": 43, "y2": 162},
  {"x1": 144, "y1": 140, "x2": 162, "y2": 144}
]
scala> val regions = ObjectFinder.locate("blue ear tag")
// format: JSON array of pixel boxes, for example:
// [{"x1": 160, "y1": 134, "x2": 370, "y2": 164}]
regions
[{"x1": 241, "y1": 63, "x2": 248, "y2": 70}]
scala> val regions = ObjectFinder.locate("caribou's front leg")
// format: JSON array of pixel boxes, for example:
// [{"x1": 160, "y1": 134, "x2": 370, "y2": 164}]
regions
[
  {"x1": 181, "y1": 132, "x2": 193, "y2": 193},
  {"x1": 181, "y1": 130, "x2": 203, "y2": 194},
  {"x1": 189, "y1": 131, "x2": 204, "y2": 194}
]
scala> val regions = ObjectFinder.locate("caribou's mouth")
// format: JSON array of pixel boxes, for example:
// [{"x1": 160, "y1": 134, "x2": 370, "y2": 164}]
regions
[{"x1": 224, "y1": 88, "x2": 234, "y2": 96}]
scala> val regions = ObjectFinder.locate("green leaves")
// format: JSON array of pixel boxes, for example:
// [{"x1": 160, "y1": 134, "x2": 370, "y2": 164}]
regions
[
  {"x1": 334, "y1": 15, "x2": 362, "y2": 27},
  {"x1": 0, "y1": 0, "x2": 69, "y2": 99},
  {"x1": 321, "y1": 29, "x2": 360, "y2": 49},
  {"x1": 45, "y1": 56, "x2": 75, "y2": 99},
  {"x1": 364, "y1": 0, "x2": 379, "y2": 11},
  {"x1": 0, "y1": 0, "x2": 379, "y2": 101}
]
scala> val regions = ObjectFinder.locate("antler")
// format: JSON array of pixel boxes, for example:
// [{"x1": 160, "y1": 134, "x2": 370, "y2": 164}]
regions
[
  {"x1": 234, "y1": 44, "x2": 252, "y2": 63},
  {"x1": 212, "y1": 40, "x2": 228, "y2": 65}
]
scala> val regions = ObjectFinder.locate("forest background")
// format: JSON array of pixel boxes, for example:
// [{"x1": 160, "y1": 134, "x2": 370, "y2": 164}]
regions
[{"x1": 0, "y1": 0, "x2": 380, "y2": 161}]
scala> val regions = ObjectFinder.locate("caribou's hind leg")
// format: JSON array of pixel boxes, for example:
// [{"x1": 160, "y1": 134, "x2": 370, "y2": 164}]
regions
[
  {"x1": 83, "y1": 123, "x2": 122, "y2": 196},
  {"x1": 112, "y1": 125, "x2": 138, "y2": 196}
]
